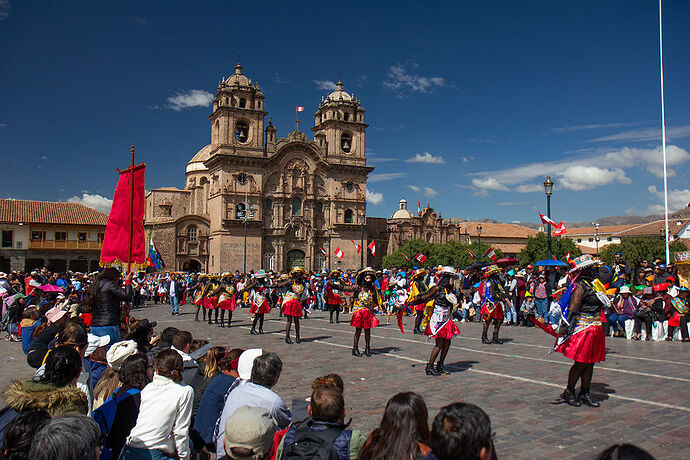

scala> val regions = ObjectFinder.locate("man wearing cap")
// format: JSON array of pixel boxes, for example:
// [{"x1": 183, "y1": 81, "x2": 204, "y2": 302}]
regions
[
  {"x1": 654, "y1": 263, "x2": 669, "y2": 285},
  {"x1": 86, "y1": 334, "x2": 111, "y2": 387},
  {"x1": 222, "y1": 406, "x2": 276, "y2": 460},
  {"x1": 613, "y1": 286, "x2": 637, "y2": 337}
]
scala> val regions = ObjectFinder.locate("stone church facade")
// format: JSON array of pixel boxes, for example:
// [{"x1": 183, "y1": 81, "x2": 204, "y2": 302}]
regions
[{"x1": 145, "y1": 64, "x2": 372, "y2": 273}]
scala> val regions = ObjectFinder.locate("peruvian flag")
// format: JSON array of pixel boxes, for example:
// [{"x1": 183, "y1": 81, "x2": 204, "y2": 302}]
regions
[
  {"x1": 401, "y1": 251, "x2": 411, "y2": 262},
  {"x1": 418, "y1": 200, "x2": 422, "y2": 215},
  {"x1": 467, "y1": 248, "x2": 477, "y2": 261},
  {"x1": 368, "y1": 240, "x2": 376, "y2": 256},
  {"x1": 351, "y1": 240, "x2": 361, "y2": 254},
  {"x1": 539, "y1": 212, "x2": 558, "y2": 228},
  {"x1": 415, "y1": 252, "x2": 427, "y2": 263},
  {"x1": 334, "y1": 247, "x2": 344, "y2": 259},
  {"x1": 554, "y1": 221, "x2": 568, "y2": 236},
  {"x1": 319, "y1": 247, "x2": 328, "y2": 257},
  {"x1": 296, "y1": 106, "x2": 305, "y2": 112},
  {"x1": 484, "y1": 247, "x2": 497, "y2": 261},
  {"x1": 565, "y1": 251, "x2": 571, "y2": 263}
]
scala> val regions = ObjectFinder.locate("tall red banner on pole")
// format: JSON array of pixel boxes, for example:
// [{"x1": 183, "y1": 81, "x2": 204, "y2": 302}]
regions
[{"x1": 100, "y1": 146, "x2": 147, "y2": 272}]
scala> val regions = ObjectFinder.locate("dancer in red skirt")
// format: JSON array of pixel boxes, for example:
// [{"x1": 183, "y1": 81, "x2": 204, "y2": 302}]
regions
[
  {"x1": 337, "y1": 268, "x2": 382, "y2": 357},
  {"x1": 250, "y1": 271, "x2": 270, "y2": 335},
  {"x1": 479, "y1": 265, "x2": 508, "y2": 344},
  {"x1": 409, "y1": 269, "x2": 431, "y2": 335},
  {"x1": 213, "y1": 274, "x2": 237, "y2": 328},
  {"x1": 204, "y1": 277, "x2": 221, "y2": 325},
  {"x1": 277, "y1": 267, "x2": 310, "y2": 344},
  {"x1": 193, "y1": 276, "x2": 210, "y2": 322},
  {"x1": 325, "y1": 269, "x2": 343, "y2": 323},
  {"x1": 556, "y1": 254, "x2": 607, "y2": 407}
]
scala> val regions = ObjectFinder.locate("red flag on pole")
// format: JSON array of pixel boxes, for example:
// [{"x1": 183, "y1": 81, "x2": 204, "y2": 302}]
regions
[
  {"x1": 415, "y1": 252, "x2": 427, "y2": 263},
  {"x1": 484, "y1": 247, "x2": 497, "y2": 261},
  {"x1": 554, "y1": 221, "x2": 568, "y2": 236},
  {"x1": 418, "y1": 200, "x2": 422, "y2": 215},
  {"x1": 100, "y1": 146, "x2": 146, "y2": 271},
  {"x1": 351, "y1": 240, "x2": 361, "y2": 254},
  {"x1": 296, "y1": 106, "x2": 305, "y2": 112},
  {"x1": 467, "y1": 248, "x2": 477, "y2": 260},
  {"x1": 539, "y1": 212, "x2": 558, "y2": 228},
  {"x1": 319, "y1": 247, "x2": 328, "y2": 257},
  {"x1": 368, "y1": 240, "x2": 376, "y2": 256},
  {"x1": 401, "y1": 251, "x2": 410, "y2": 262},
  {"x1": 334, "y1": 247, "x2": 344, "y2": 259}
]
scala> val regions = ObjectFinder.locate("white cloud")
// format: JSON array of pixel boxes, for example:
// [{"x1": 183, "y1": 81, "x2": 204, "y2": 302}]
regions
[
  {"x1": 471, "y1": 178, "x2": 509, "y2": 192},
  {"x1": 165, "y1": 89, "x2": 214, "y2": 111},
  {"x1": 647, "y1": 185, "x2": 690, "y2": 214},
  {"x1": 587, "y1": 124, "x2": 690, "y2": 143},
  {"x1": 552, "y1": 121, "x2": 646, "y2": 133},
  {"x1": 600, "y1": 145, "x2": 690, "y2": 178},
  {"x1": 461, "y1": 156, "x2": 475, "y2": 163},
  {"x1": 497, "y1": 202, "x2": 523, "y2": 206},
  {"x1": 405, "y1": 152, "x2": 445, "y2": 164},
  {"x1": 0, "y1": 0, "x2": 10, "y2": 20},
  {"x1": 407, "y1": 185, "x2": 421, "y2": 192},
  {"x1": 369, "y1": 172, "x2": 408, "y2": 183},
  {"x1": 382, "y1": 64, "x2": 449, "y2": 96},
  {"x1": 0, "y1": 123, "x2": 7, "y2": 127},
  {"x1": 515, "y1": 184, "x2": 543, "y2": 193},
  {"x1": 67, "y1": 193, "x2": 113, "y2": 214},
  {"x1": 424, "y1": 187, "x2": 438, "y2": 198},
  {"x1": 314, "y1": 80, "x2": 338, "y2": 91},
  {"x1": 366, "y1": 189, "x2": 384, "y2": 205},
  {"x1": 558, "y1": 165, "x2": 630, "y2": 191}
]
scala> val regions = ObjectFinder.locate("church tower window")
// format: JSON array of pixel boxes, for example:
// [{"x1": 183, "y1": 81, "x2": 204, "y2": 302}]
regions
[
  {"x1": 344, "y1": 209, "x2": 353, "y2": 224},
  {"x1": 265, "y1": 198, "x2": 273, "y2": 210},
  {"x1": 344, "y1": 112, "x2": 350, "y2": 121},
  {"x1": 187, "y1": 226, "x2": 198, "y2": 242},
  {"x1": 341, "y1": 132, "x2": 352, "y2": 153},
  {"x1": 235, "y1": 121, "x2": 249, "y2": 143},
  {"x1": 292, "y1": 197, "x2": 302, "y2": 216},
  {"x1": 239, "y1": 98, "x2": 247, "y2": 108},
  {"x1": 236, "y1": 203, "x2": 246, "y2": 219}
]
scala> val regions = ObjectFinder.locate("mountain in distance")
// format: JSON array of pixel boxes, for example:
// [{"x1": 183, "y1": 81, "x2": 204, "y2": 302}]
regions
[{"x1": 516, "y1": 206, "x2": 690, "y2": 229}]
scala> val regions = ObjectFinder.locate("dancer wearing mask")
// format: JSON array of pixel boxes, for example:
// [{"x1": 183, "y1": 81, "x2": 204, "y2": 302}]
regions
[{"x1": 336, "y1": 268, "x2": 382, "y2": 357}]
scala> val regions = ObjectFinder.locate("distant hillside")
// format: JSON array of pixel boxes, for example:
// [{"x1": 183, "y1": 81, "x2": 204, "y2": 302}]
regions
[{"x1": 517, "y1": 206, "x2": 690, "y2": 230}]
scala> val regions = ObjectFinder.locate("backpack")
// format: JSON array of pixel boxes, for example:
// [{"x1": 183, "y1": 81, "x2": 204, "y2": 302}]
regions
[
  {"x1": 92, "y1": 388, "x2": 140, "y2": 460},
  {"x1": 282, "y1": 423, "x2": 344, "y2": 460}
]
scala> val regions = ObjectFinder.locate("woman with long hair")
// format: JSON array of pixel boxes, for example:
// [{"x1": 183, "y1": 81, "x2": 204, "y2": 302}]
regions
[
  {"x1": 83, "y1": 267, "x2": 133, "y2": 344},
  {"x1": 359, "y1": 392, "x2": 431, "y2": 460}
]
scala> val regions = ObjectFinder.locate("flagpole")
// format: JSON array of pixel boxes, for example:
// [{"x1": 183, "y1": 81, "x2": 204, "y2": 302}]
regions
[
  {"x1": 659, "y1": 0, "x2": 670, "y2": 264},
  {"x1": 127, "y1": 145, "x2": 135, "y2": 275}
]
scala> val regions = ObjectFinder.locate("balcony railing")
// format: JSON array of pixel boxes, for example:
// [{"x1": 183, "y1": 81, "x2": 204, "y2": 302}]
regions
[{"x1": 28, "y1": 240, "x2": 103, "y2": 250}]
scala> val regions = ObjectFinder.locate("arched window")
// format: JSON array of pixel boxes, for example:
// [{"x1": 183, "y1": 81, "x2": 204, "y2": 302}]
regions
[
  {"x1": 341, "y1": 132, "x2": 352, "y2": 153},
  {"x1": 292, "y1": 197, "x2": 302, "y2": 216},
  {"x1": 344, "y1": 112, "x2": 350, "y2": 121},
  {"x1": 236, "y1": 203, "x2": 246, "y2": 219},
  {"x1": 316, "y1": 202, "x2": 323, "y2": 213},
  {"x1": 265, "y1": 198, "x2": 273, "y2": 210},
  {"x1": 187, "y1": 226, "x2": 198, "y2": 242},
  {"x1": 239, "y1": 98, "x2": 247, "y2": 108},
  {"x1": 344, "y1": 209, "x2": 353, "y2": 224},
  {"x1": 235, "y1": 121, "x2": 249, "y2": 143}
]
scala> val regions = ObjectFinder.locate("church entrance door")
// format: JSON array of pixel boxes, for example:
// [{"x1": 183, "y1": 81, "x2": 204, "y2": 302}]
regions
[
  {"x1": 183, "y1": 259, "x2": 202, "y2": 273},
  {"x1": 286, "y1": 249, "x2": 305, "y2": 270}
]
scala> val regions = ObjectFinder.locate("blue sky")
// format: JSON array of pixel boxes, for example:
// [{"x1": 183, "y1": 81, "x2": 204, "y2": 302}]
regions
[{"x1": 2, "y1": 0, "x2": 690, "y2": 223}]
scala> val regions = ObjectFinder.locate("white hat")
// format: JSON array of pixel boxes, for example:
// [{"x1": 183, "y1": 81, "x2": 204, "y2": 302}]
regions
[
  {"x1": 569, "y1": 254, "x2": 600, "y2": 274},
  {"x1": 438, "y1": 266, "x2": 459, "y2": 277},
  {"x1": 619, "y1": 285, "x2": 632, "y2": 294},
  {"x1": 85, "y1": 334, "x2": 111, "y2": 357},
  {"x1": 238, "y1": 348, "x2": 263, "y2": 380},
  {"x1": 106, "y1": 340, "x2": 139, "y2": 371},
  {"x1": 224, "y1": 406, "x2": 276, "y2": 458}
]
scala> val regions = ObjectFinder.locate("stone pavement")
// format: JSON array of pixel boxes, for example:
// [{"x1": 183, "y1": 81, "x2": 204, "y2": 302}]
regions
[{"x1": 2, "y1": 301, "x2": 690, "y2": 459}]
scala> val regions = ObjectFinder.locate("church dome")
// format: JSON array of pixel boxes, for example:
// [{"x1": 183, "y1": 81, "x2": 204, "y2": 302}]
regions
[
  {"x1": 391, "y1": 198, "x2": 414, "y2": 219},
  {"x1": 224, "y1": 63, "x2": 252, "y2": 87},
  {"x1": 186, "y1": 144, "x2": 212, "y2": 173},
  {"x1": 325, "y1": 81, "x2": 353, "y2": 102}
]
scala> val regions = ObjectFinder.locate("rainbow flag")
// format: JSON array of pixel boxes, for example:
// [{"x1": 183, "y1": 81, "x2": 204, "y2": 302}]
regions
[{"x1": 147, "y1": 238, "x2": 165, "y2": 270}]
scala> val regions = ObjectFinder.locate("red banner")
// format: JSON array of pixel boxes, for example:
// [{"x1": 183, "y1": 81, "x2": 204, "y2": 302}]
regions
[{"x1": 100, "y1": 164, "x2": 146, "y2": 271}]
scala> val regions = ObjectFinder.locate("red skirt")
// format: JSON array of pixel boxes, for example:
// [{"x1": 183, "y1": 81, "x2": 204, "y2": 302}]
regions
[
  {"x1": 251, "y1": 299, "x2": 271, "y2": 315},
  {"x1": 414, "y1": 303, "x2": 427, "y2": 312},
  {"x1": 480, "y1": 302, "x2": 504, "y2": 320},
  {"x1": 556, "y1": 325, "x2": 606, "y2": 363},
  {"x1": 425, "y1": 320, "x2": 460, "y2": 339},
  {"x1": 194, "y1": 297, "x2": 205, "y2": 306},
  {"x1": 204, "y1": 297, "x2": 218, "y2": 310},
  {"x1": 350, "y1": 308, "x2": 379, "y2": 329},
  {"x1": 282, "y1": 298, "x2": 303, "y2": 317},
  {"x1": 217, "y1": 297, "x2": 237, "y2": 312}
]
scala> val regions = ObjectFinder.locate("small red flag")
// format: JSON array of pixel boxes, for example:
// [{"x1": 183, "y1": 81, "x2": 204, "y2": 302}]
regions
[
  {"x1": 319, "y1": 247, "x2": 328, "y2": 257},
  {"x1": 484, "y1": 248, "x2": 497, "y2": 261},
  {"x1": 418, "y1": 200, "x2": 422, "y2": 215},
  {"x1": 368, "y1": 240, "x2": 376, "y2": 256},
  {"x1": 401, "y1": 251, "x2": 410, "y2": 262},
  {"x1": 296, "y1": 106, "x2": 304, "y2": 112},
  {"x1": 539, "y1": 212, "x2": 558, "y2": 228},
  {"x1": 415, "y1": 252, "x2": 427, "y2": 263},
  {"x1": 467, "y1": 248, "x2": 477, "y2": 260},
  {"x1": 334, "y1": 247, "x2": 344, "y2": 259},
  {"x1": 351, "y1": 240, "x2": 361, "y2": 254}
]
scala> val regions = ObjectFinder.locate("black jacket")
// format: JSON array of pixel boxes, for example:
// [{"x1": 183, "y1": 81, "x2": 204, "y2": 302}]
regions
[{"x1": 91, "y1": 280, "x2": 133, "y2": 327}]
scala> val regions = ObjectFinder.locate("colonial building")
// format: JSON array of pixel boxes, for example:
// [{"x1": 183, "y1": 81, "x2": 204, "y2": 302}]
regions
[
  {"x1": 145, "y1": 64, "x2": 373, "y2": 273},
  {"x1": 0, "y1": 199, "x2": 107, "y2": 272}
]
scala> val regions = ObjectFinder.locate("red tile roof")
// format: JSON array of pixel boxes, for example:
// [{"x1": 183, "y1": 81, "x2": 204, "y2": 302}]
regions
[
  {"x1": 457, "y1": 221, "x2": 539, "y2": 239},
  {"x1": 567, "y1": 225, "x2": 636, "y2": 235},
  {"x1": 0, "y1": 199, "x2": 108, "y2": 226}
]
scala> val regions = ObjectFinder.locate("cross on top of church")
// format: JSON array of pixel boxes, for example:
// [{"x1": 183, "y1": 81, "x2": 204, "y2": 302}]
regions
[{"x1": 294, "y1": 118, "x2": 302, "y2": 132}]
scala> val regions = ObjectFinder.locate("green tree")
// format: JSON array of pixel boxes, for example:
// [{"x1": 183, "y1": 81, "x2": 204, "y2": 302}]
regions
[
  {"x1": 599, "y1": 237, "x2": 687, "y2": 268},
  {"x1": 517, "y1": 233, "x2": 582, "y2": 266},
  {"x1": 382, "y1": 239, "x2": 504, "y2": 269}
]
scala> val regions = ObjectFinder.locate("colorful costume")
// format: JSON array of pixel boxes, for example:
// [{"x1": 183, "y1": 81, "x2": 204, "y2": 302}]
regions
[
  {"x1": 350, "y1": 288, "x2": 381, "y2": 329},
  {"x1": 479, "y1": 265, "x2": 507, "y2": 345},
  {"x1": 425, "y1": 288, "x2": 461, "y2": 340},
  {"x1": 325, "y1": 270, "x2": 343, "y2": 323},
  {"x1": 280, "y1": 267, "x2": 309, "y2": 344}
]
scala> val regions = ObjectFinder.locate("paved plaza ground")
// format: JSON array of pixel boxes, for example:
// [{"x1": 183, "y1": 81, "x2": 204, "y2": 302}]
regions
[{"x1": 2, "y1": 301, "x2": 690, "y2": 459}]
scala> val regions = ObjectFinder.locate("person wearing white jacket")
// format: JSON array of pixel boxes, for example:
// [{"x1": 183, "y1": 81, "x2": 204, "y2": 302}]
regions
[{"x1": 121, "y1": 349, "x2": 194, "y2": 460}]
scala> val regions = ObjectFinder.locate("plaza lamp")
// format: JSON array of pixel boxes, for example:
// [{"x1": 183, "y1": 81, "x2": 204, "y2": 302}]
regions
[{"x1": 543, "y1": 176, "x2": 554, "y2": 260}]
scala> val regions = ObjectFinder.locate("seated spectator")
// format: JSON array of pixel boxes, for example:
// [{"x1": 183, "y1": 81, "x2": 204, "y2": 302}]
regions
[
  {"x1": 0, "y1": 410, "x2": 51, "y2": 460},
  {"x1": 276, "y1": 385, "x2": 365, "y2": 460},
  {"x1": 93, "y1": 353, "x2": 152, "y2": 460},
  {"x1": 28, "y1": 415, "x2": 102, "y2": 460},
  {"x1": 4, "y1": 346, "x2": 88, "y2": 422},
  {"x1": 124, "y1": 319, "x2": 158, "y2": 354},
  {"x1": 215, "y1": 352, "x2": 291, "y2": 457},
  {"x1": 147, "y1": 326, "x2": 179, "y2": 358},
  {"x1": 223, "y1": 406, "x2": 276, "y2": 460},
  {"x1": 171, "y1": 331, "x2": 198, "y2": 384},
  {"x1": 86, "y1": 334, "x2": 110, "y2": 388},
  {"x1": 190, "y1": 344, "x2": 222, "y2": 414},
  {"x1": 49, "y1": 318, "x2": 92, "y2": 412},
  {"x1": 93, "y1": 340, "x2": 139, "y2": 409},
  {"x1": 19, "y1": 306, "x2": 40, "y2": 355},
  {"x1": 610, "y1": 286, "x2": 636, "y2": 337},
  {"x1": 359, "y1": 392, "x2": 430, "y2": 460},
  {"x1": 26, "y1": 305, "x2": 68, "y2": 368},
  {"x1": 596, "y1": 443, "x2": 656, "y2": 460},
  {"x1": 520, "y1": 291, "x2": 536, "y2": 326},
  {"x1": 192, "y1": 348, "x2": 243, "y2": 456},
  {"x1": 420, "y1": 402, "x2": 494, "y2": 460},
  {"x1": 121, "y1": 349, "x2": 194, "y2": 460}
]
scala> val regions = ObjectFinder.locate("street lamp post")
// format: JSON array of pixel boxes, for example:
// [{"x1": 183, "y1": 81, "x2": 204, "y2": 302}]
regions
[
  {"x1": 544, "y1": 176, "x2": 554, "y2": 260},
  {"x1": 477, "y1": 224, "x2": 483, "y2": 262},
  {"x1": 592, "y1": 222, "x2": 600, "y2": 256},
  {"x1": 328, "y1": 228, "x2": 332, "y2": 272},
  {"x1": 242, "y1": 191, "x2": 254, "y2": 274}
]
